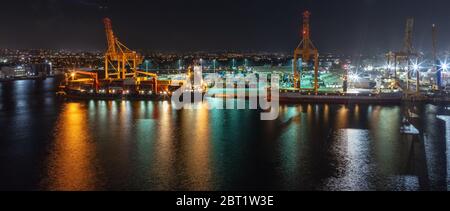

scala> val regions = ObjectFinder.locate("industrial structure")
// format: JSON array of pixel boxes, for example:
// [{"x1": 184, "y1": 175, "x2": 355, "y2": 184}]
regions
[
  {"x1": 293, "y1": 11, "x2": 319, "y2": 94},
  {"x1": 58, "y1": 11, "x2": 449, "y2": 104},
  {"x1": 387, "y1": 18, "x2": 420, "y2": 94},
  {"x1": 432, "y1": 24, "x2": 438, "y2": 73},
  {"x1": 63, "y1": 18, "x2": 178, "y2": 97},
  {"x1": 432, "y1": 24, "x2": 442, "y2": 90},
  {"x1": 103, "y1": 18, "x2": 142, "y2": 80}
]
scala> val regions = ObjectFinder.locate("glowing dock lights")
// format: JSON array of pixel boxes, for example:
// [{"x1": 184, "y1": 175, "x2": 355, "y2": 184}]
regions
[{"x1": 439, "y1": 60, "x2": 449, "y2": 71}]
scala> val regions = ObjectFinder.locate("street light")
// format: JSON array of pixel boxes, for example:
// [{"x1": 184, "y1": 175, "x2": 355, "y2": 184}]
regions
[
  {"x1": 145, "y1": 60, "x2": 150, "y2": 72},
  {"x1": 411, "y1": 59, "x2": 422, "y2": 72},
  {"x1": 178, "y1": 59, "x2": 182, "y2": 74},
  {"x1": 439, "y1": 60, "x2": 448, "y2": 71},
  {"x1": 48, "y1": 61, "x2": 53, "y2": 75},
  {"x1": 442, "y1": 63, "x2": 448, "y2": 71},
  {"x1": 349, "y1": 72, "x2": 359, "y2": 82}
]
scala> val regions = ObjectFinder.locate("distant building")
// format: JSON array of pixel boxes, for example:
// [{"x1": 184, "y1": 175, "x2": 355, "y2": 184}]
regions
[
  {"x1": 0, "y1": 66, "x2": 15, "y2": 78},
  {"x1": 14, "y1": 66, "x2": 28, "y2": 77},
  {"x1": 30, "y1": 63, "x2": 52, "y2": 76},
  {"x1": 0, "y1": 64, "x2": 44, "y2": 78}
]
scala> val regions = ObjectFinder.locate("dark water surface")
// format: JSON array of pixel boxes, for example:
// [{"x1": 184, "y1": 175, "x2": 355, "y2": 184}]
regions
[{"x1": 0, "y1": 78, "x2": 449, "y2": 191}]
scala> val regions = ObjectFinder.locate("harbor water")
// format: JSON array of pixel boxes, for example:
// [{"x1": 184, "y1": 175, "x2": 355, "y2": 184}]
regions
[{"x1": 0, "y1": 78, "x2": 449, "y2": 191}]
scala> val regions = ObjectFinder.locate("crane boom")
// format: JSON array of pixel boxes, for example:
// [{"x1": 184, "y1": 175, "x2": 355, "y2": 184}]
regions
[
  {"x1": 432, "y1": 24, "x2": 438, "y2": 71},
  {"x1": 103, "y1": 18, "x2": 116, "y2": 55},
  {"x1": 403, "y1": 18, "x2": 414, "y2": 54}
]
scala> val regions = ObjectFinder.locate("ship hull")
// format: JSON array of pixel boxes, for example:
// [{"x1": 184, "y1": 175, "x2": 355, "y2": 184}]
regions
[
  {"x1": 58, "y1": 88, "x2": 205, "y2": 102},
  {"x1": 279, "y1": 92, "x2": 403, "y2": 104}
]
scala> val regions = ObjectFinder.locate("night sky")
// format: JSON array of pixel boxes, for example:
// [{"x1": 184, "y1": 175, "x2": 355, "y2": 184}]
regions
[{"x1": 0, "y1": 0, "x2": 449, "y2": 55}]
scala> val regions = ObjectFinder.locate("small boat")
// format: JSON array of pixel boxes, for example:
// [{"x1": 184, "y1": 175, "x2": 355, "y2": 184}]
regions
[{"x1": 400, "y1": 117, "x2": 419, "y2": 135}]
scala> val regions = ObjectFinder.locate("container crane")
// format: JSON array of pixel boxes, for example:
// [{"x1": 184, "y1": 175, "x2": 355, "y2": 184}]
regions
[
  {"x1": 391, "y1": 18, "x2": 419, "y2": 94},
  {"x1": 103, "y1": 18, "x2": 143, "y2": 80},
  {"x1": 61, "y1": 17, "x2": 168, "y2": 96},
  {"x1": 293, "y1": 11, "x2": 319, "y2": 94}
]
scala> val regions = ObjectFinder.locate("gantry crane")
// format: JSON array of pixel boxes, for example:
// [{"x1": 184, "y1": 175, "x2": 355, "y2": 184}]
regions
[
  {"x1": 63, "y1": 17, "x2": 164, "y2": 94},
  {"x1": 392, "y1": 18, "x2": 419, "y2": 94},
  {"x1": 103, "y1": 18, "x2": 143, "y2": 80},
  {"x1": 293, "y1": 11, "x2": 319, "y2": 94}
]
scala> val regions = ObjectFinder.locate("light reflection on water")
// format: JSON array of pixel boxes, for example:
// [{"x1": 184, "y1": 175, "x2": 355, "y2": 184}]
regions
[
  {"x1": 42, "y1": 103, "x2": 100, "y2": 190},
  {"x1": 321, "y1": 129, "x2": 374, "y2": 191},
  {"x1": 0, "y1": 78, "x2": 449, "y2": 191},
  {"x1": 436, "y1": 115, "x2": 450, "y2": 190}
]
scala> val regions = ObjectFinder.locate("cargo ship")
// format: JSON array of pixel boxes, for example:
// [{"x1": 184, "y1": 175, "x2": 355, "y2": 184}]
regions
[
  {"x1": 209, "y1": 88, "x2": 404, "y2": 104},
  {"x1": 278, "y1": 89, "x2": 404, "y2": 104},
  {"x1": 57, "y1": 84, "x2": 207, "y2": 102},
  {"x1": 57, "y1": 72, "x2": 206, "y2": 101},
  {"x1": 57, "y1": 85, "x2": 171, "y2": 101}
]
